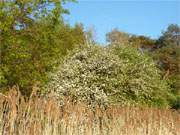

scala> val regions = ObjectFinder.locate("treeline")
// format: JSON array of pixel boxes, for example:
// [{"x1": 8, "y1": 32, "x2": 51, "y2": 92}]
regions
[
  {"x1": 106, "y1": 25, "x2": 180, "y2": 108},
  {"x1": 0, "y1": 0, "x2": 88, "y2": 95},
  {"x1": 106, "y1": 25, "x2": 180, "y2": 94},
  {"x1": 0, "y1": 0, "x2": 179, "y2": 108}
]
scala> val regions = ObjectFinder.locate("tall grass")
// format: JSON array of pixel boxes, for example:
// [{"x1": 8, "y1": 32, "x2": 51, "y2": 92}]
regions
[{"x1": 0, "y1": 87, "x2": 179, "y2": 135}]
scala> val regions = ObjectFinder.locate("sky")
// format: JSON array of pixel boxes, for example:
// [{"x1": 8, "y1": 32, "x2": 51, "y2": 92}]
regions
[{"x1": 63, "y1": 0, "x2": 180, "y2": 44}]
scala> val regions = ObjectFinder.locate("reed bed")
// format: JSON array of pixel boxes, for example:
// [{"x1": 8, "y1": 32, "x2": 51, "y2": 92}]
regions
[{"x1": 0, "y1": 87, "x2": 179, "y2": 135}]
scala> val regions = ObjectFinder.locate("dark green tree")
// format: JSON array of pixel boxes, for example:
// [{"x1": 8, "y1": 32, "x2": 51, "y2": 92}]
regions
[
  {"x1": 129, "y1": 35, "x2": 155, "y2": 51},
  {"x1": 152, "y1": 24, "x2": 180, "y2": 109}
]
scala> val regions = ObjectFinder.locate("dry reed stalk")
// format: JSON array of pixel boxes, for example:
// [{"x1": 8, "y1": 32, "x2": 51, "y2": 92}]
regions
[{"x1": 0, "y1": 88, "x2": 179, "y2": 135}]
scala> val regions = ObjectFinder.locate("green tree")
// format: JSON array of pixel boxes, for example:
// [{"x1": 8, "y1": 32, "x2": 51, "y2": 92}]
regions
[
  {"x1": 0, "y1": 0, "x2": 74, "y2": 31},
  {"x1": 156, "y1": 24, "x2": 180, "y2": 48},
  {"x1": 0, "y1": 0, "x2": 86, "y2": 95},
  {"x1": 47, "y1": 45, "x2": 173, "y2": 107},
  {"x1": 152, "y1": 24, "x2": 180, "y2": 109},
  {"x1": 153, "y1": 24, "x2": 180, "y2": 92},
  {"x1": 129, "y1": 35, "x2": 155, "y2": 51}
]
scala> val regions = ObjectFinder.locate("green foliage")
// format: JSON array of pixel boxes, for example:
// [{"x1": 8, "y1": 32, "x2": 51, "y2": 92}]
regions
[
  {"x1": 0, "y1": 1, "x2": 178, "y2": 109},
  {"x1": 0, "y1": 0, "x2": 77, "y2": 30},
  {"x1": 106, "y1": 25, "x2": 179, "y2": 109},
  {"x1": 129, "y1": 35, "x2": 155, "y2": 51},
  {"x1": 47, "y1": 45, "x2": 173, "y2": 107},
  {"x1": 0, "y1": 0, "x2": 85, "y2": 95},
  {"x1": 153, "y1": 24, "x2": 180, "y2": 75},
  {"x1": 171, "y1": 95, "x2": 180, "y2": 110},
  {"x1": 110, "y1": 45, "x2": 173, "y2": 107},
  {"x1": 152, "y1": 24, "x2": 180, "y2": 108}
]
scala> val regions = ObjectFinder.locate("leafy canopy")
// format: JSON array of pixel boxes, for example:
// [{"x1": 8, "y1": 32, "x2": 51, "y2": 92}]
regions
[
  {"x1": 0, "y1": 0, "x2": 86, "y2": 95},
  {"x1": 47, "y1": 45, "x2": 173, "y2": 107}
]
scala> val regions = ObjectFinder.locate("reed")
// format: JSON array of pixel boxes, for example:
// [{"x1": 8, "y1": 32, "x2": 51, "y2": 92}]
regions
[{"x1": 0, "y1": 87, "x2": 179, "y2": 135}]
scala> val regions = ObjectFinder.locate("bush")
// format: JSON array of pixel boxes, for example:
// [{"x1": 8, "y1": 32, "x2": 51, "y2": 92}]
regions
[
  {"x1": 47, "y1": 45, "x2": 173, "y2": 107},
  {"x1": 170, "y1": 95, "x2": 180, "y2": 110}
]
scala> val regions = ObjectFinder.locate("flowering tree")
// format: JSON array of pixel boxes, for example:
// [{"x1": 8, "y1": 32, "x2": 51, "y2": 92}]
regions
[{"x1": 47, "y1": 45, "x2": 173, "y2": 107}]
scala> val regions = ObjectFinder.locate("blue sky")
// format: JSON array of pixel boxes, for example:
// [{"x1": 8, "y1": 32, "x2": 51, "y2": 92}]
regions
[{"x1": 63, "y1": 0, "x2": 180, "y2": 44}]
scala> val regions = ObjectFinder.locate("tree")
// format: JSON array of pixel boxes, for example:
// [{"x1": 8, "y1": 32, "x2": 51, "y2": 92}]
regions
[
  {"x1": 0, "y1": 0, "x2": 74, "y2": 31},
  {"x1": 106, "y1": 29, "x2": 155, "y2": 53},
  {"x1": 47, "y1": 45, "x2": 173, "y2": 107},
  {"x1": 152, "y1": 24, "x2": 180, "y2": 108},
  {"x1": 0, "y1": 0, "x2": 86, "y2": 95},
  {"x1": 156, "y1": 24, "x2": 180, "y2": 49},
  {"x1": 129, "y1": 35, "x2": 155, "y2": 51},
  {"x1": 85, "y1": 26, "x2": 97, "y2": 44},
  {"x1": 106, "y1": 28, "x2": 130, "y2": 45}
]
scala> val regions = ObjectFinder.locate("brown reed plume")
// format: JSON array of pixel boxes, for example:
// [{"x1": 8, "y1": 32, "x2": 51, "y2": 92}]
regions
[{"x1": 0, "y1": 86, "x2": 179, "y2": 135}]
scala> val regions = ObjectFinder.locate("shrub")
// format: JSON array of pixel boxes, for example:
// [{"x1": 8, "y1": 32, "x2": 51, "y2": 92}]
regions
[
  {"x1": 110, "y1": 45, "x2": 174, "y2": 106},
  {"x1": 47, "y1": 45, "x2": 173, "y2": 107},
  {"x1": 170, "y1": 95, "x2": 180, "y2": 110}
]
